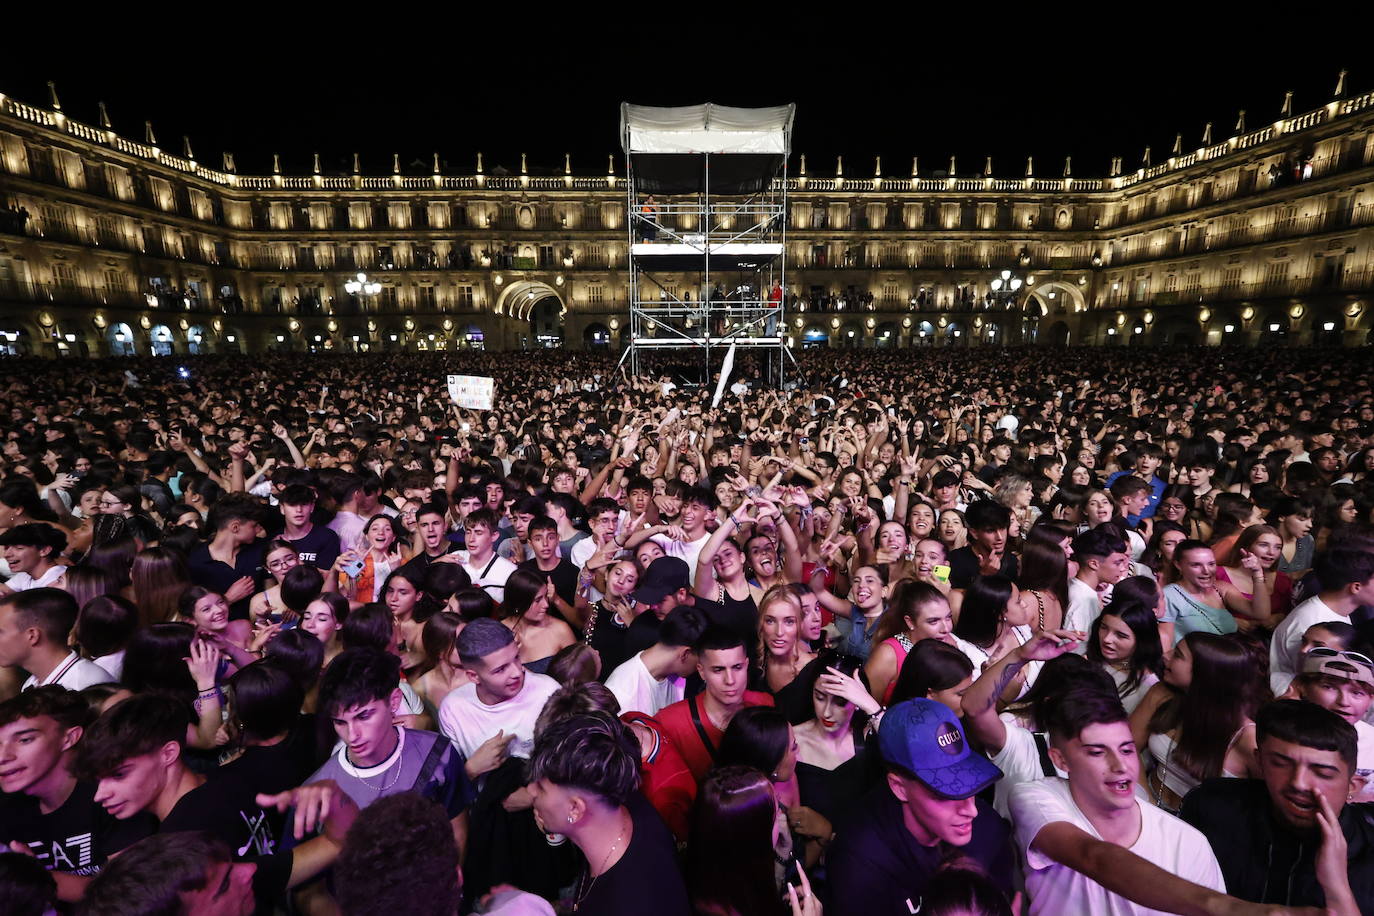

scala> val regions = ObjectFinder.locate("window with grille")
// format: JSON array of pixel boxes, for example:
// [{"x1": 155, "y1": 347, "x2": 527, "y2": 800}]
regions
[
  {"x1": 416, "y1": 286, "x2": 436, "y2": 308},
  {"x1": 882, "y1": 284, "x2": 900, "y2": 304},
  {"x1": 456, "y1": 285, "x2": 474, "y2": 309},
  {"x1": 104, "y1": 268, "x2": 125, "y2": 291},
  {"x1": 51, "y1": 262, "x2": 76, "y2": 288},
  {"x1": 588, "y1": 285, "x2": 604, "y2": 305},
  {"x1": 1222, "y1": 267, "x2": 1243, "y2": 288}
]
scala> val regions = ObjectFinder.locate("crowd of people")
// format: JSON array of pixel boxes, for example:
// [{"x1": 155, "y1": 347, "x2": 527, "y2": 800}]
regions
[{"x1": 0, "y1": 343, "x2": 1372, "y2": 915}]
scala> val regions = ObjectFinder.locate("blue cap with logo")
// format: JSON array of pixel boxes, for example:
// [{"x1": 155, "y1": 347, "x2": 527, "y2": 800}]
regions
[{"x1": 878, "y1": 698, "x2": 1002, "y2": 800}]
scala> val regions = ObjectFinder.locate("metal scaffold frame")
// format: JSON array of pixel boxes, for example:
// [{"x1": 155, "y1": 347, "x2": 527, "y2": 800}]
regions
[{"x1": 618, "y1": 103, "x2": 797, "y2": 389}]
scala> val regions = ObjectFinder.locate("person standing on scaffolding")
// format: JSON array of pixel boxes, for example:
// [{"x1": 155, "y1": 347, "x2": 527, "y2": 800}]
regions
[
  {"x1": 766, "y1": 281, "x2": 782, "y2": 337},
  {"x1": 638, "y1": 195, "x2": 659, "y2": 242}
]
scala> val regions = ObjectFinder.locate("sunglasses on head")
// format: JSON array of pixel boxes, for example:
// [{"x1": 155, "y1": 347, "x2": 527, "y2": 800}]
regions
[{"x1": 1307, "y1": 645, "x2": 1374, "y2": 670}]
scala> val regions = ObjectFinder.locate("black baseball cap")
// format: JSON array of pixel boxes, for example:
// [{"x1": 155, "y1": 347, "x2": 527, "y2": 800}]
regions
[{"x1": 631, "y1": 557, "x2": 690, "y2": 606}]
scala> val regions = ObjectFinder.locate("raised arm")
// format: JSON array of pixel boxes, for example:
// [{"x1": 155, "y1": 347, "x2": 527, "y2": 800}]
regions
[{"x1": 964, "y1": 631, "x2": 1083, "y2": 755}]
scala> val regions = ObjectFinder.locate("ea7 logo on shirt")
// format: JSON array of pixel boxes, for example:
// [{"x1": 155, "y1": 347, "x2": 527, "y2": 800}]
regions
[
  {"x1": 236, "y1": 809, "x2": 276, "y2": 857},
  {"x1": 935, "y1": 722, "x2": 965, "y2": 756},
  {"x1": 24, "y1": 832, "x2": 95, "y2": 873}
]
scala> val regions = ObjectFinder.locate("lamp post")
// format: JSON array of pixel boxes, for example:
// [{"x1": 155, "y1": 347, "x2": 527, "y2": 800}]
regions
[
  {"x1": 344, "y1": 272, "x2": 382, "y2": 314},
  {"x1": 987, "y1": 269, "x2": 1024, "y2": 344}
]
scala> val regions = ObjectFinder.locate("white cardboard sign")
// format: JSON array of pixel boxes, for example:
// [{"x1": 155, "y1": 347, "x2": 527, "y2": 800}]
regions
[{"x1": 446, "y1": 375, "x2": 495, "y2": 410}]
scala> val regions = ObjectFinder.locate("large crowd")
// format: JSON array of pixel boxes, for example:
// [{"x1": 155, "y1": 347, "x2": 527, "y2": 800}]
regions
[{"x1": 0, "y1": 344, "x2": 1372, "y2": 916}]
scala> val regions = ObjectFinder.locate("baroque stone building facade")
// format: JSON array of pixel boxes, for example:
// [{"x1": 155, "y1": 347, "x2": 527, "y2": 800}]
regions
[{"x1": 0, "y1": 81, "x2": 1371, "y2": 357}]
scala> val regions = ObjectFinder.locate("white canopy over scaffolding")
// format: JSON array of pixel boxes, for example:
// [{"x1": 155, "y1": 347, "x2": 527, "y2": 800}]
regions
[{"x1": 620, "y1": 103, "x2": 795, "y2": 155}]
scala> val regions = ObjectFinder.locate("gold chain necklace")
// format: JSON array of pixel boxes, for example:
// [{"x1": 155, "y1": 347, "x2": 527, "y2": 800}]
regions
[{"x1": 572, "y1": 810, "x2": 629, "y2": 913}]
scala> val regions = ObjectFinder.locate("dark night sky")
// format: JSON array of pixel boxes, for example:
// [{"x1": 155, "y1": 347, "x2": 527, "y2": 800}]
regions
[{"x1": 2, "y1": 20, "x2": 1361, "y2": 180}]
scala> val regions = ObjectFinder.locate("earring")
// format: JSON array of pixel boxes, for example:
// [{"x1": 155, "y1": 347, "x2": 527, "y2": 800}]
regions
[{"x1": 567, "y1": 814, "x2": 575, "y2": 825}]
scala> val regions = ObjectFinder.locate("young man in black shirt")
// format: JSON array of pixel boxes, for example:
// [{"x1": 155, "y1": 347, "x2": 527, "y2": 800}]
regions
[
  {"x1": 517, "y1": 515, "x2": 580, "y2": 620},
  {"x1": 76, "y1": 692, "x2": 358, "y2": 913},
  {"x1": 0, "y1": 687, "x2": 154, "y2": 903},
  {"x1": 279, "y1": 484, "x2": 341, "y2": 572},
  {"x1": 947, "y1": 501, "x2": 1018, "y2": 589},
  {"x1": 1181, "y1": 701, "x2": 1369, "y2": 911},
  {"x1": 826, "y1": 698, "x2": 1015, "y2": 916}
]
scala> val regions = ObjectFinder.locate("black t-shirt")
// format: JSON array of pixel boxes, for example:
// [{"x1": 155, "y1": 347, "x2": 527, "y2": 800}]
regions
[
  {"x1": 219, "y1": 718, "x2": 326, "y2": 836},
  {"x1": 0, "y1": 779, "x2": 155, "y2": 876},
  {"x1": 574, "y1": 793, "x2": 689, "y2": 916},
  {"x1": 159, "y1": 772, "x2": 293, "y2": 913},
  {"x1": 826, "y1": 786, "x2": 1014, "y2": 916},
  {"x1": 947, "y1": 545, "x2": 1019, "y2": 590},
  {"x1": 626, "y1": 596, "x2": 730, "y2": 659},
  {"x1": 518, "y1": 557, "x2": 579, "y2": 610},
  {"x1": 187, "y1": 540, "x2": 267, "y2": 620},
  {"x1": 286, "y1": 525, "x2": 341, "y2": 572}
]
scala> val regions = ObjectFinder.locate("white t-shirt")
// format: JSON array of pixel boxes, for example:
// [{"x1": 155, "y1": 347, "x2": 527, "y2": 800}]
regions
[
  {"x1": 438, "y1": 670, "x2": 560, "y2": 761},
  {"x1": 1269, "y1": 596, "x2": 1342, "y2": 695},
  {"x1": 1355, "y1": 720, "x2": 1374, "y2": 787},
  {"x1": 4, "y1": 565, "x2": 68, "y2": 592},
  {"x1": 1009, "y1": 777, "x2": 1226, "y2": 916},
  {"x1": 604, "y1": 652, "x2": 684, "y2": 717},
  {"x1": 651, "y1": 531, "x2": 711, "y2": 585},
  {"x1": 990, "y1": 714, "x2": 1066, "y2": 819},
  {"x1": 1066, "y1": 578, "x2": 1102, "y2": 655},
  {"x1": 22, "y1": 652, "x2": 115, "y2": 692},
  {"x1": 457, "y1": 552, "x2": 519, "y2": 604},
  {"x1": 1108, "y1": 666, "x2": 1160, "y2": 715}
]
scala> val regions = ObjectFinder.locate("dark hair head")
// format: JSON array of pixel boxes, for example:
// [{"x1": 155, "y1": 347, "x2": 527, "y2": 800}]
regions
[
  {"x1": 1256, "y1": 699, "x2": 1358, "y2": 773},
  {"x1": 280, "y1": 565, "x2": 326, "y2": 613},
  {"x1": 1168, "y1": 633, "x2": 1272, "y2": 780},
  {"x1": 1315, "y1": 549, "x2": 1374, "y2": 592},
  {"x1": 0, "y1": 588, "x2": 78, "y2": 646},
  {"x1": 953, "y1": 575, "x2": 1014, "y2": 649},
  {"x1": 875, "y1": 579, "x2": 949, "y2": 645},
  {"x1": 890, "y1": 639, "x2": 975, "y2": 706},
  {"x1": 659, "y1": 605, "x2": 708, "y2": 649},
  {"x1": 915, "y1": 862, "x2": 1014, "y2": 916},
  {"x1": 685, "y1": 766, "x2": 787, "y2": 916},
  {"x1": 449, "y1": 587, "x2": 495, "y2": 622},
  {"x1": 533, "y1": 681, "x2": 620, "y2": 737},
  {"x1": 456, "y1": 617, "x2": 515, "y2": 666},
  {"x1": 547, "y1": 643, "x2": 603, "y2": 686},
  {"x1": 527, "y1": 514, "x2": 558, "y2": 538},
  {"x1": 75, "y1": 692, "x2": 190, "y2": 781},
  {"x1": 500, "y1": 567, "x2": 548, "y2": 619},
  {"x1": 1110, "y1": 575, "x2": 1160, "y2": 611},
  {"x1": 717, "y1": 706, "x2": 791, "y2": 776},
  {"x1": 279, "y1": 484, "x2": 318, "y2": 508},
  {"x1": 1086, "y1": 593, "x2": 1164, "y2": 697},
  {"x1": 0, "y1": 684, "x2": 92, "y2": 731},
  {"x1": 62, "y1": 566, "x2": 122, "y2": 611},
  {"x1": 120, "y1": 623, "x2": 197, "y2": 697},
  {"x1": 1009, "y1": 654, "x2": 1118, "y2": 729},
  {"x1": 694, "y1": 624, "x2": 746, "y2": 656},
  {"x1": 422, "y1": 562, "x2": 470, "y2": 601},
  {"x1": 205, "y1": 495, "x2": 260, "y2": 533},
  {"x1": 334, "y1": 793, "x2": 461, "y2": 916},
  {"x1": 965, "y1": 500, "x2": 1011, "y2": 533},
  {"x1": 0, "y1": 848, "x2": 58, "y2": 916},
  {"x1": 1044, "y1": 687, "x2": 1129, "y2": 745},
  {"x1": 319, "y1": 649, "x2": 402, "y2": 719},
  {"x1": 74, "y1": 594, "x2": 139, "y2": 659},
  {"x1": 228, "y1": 661, "x2": 304, "y2": 743},
  {"x1": 75, "y1": 831, "x2": 230, "y2": 916},
  {"x1": 528, "y1": 711, "x2": 639, "y2": 807},
  {"x1": 340, "y1": 604, "x2": 395, "y2": 653},
  {"x1": 1072, "y1": 525, "x2": 1127, "y2": 561},
  {"x1": 420, "y1": 611, "x2": 464, "y2": 669},
  {"x1": 262, "y1": 628, "x2": 326, "y2": 690}
]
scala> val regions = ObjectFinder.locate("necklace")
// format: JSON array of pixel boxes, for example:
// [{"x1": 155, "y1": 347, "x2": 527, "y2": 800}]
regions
[{"x1": 573, "y1": 810, "x2": 630, "y2": 912}]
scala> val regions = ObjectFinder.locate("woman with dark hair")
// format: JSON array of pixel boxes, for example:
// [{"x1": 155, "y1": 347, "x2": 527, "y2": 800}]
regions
[
  {"x1": 220, "y1": 660, "x2": 320, "y2": 813},
  {"x1": 952, "y1": 575, "x2": 1037, "y2": 690},
  {"x1": 58, "y1": 565, "x2": 121, "y2": 611},
  {"x1": 1129, "y1": 632, "x2": 1268, "y2": 813},
  {"x1": 1016, "y1": 538, "x2": 1070, "y2": 633},
  {"x1": 716, "y1": 707, "x2": 804, "y2": 900},
  {"x1": 177, "y1": 586, "x2": 260, "y2": 669},
  {"x1": 413, "y1": 610, "x2": 466, "y2": 715},
  {"x1": 864, "y1": 580, "x2": 955, "y2": 705},
  {"x1": 121, "y1": 622, "x2": 224, "y2": 754},
  {"x1": 381, "y1": 566, "x2": 439, "y2": 673},
  {"x1": 916, "y1": 863, "x2": 1013, "y2": 916},
  {"x1": 1156, "y1": 485, "x2": 1207, "y2": 541},
  {"x1": 1085, "y1": 592, "x2": 1163, "y2": 713},
  {"x1": 262, "y1": 628, "x2": 326, "y2": 699},
  {"x1": 1314, "y1": 483, "x2": 1359, "y2": 555},
  {"x1": 299, "y1": 593, "x2": 349, "y2": 667},
  {"x1": 1139, "y1": 520, "x2": 1187, "y2": 586},
  {"x1": 501, "y1": 567, "x2": 575, "y2": 675},
  {"x1": 1227, "y1": 453, "x2": 1272, "y2": 498},
  {"x1": 888, "y1": 638, "x2": 975, "y2": 712},
  {"x1": 1267, "y1": 495, "x2": 1316, "y2": 577},
  {"x1": 248, "y1": 539, "x2": 300, "y2": 622},
  {"x1": 129, "y1": 546, "x2": 191, "y2": 627},
  {"x1": 686, "y1": 766, "x2": 795, "y2": 916},
  {"x1": 73, "y1": 594, "x2": 138, "y2": 680},
  {"x1": 346, "y1": 512, "x2": 407, "y2": 604},
  {"x1": 792, "y1": 655, "x2": 879, "y2": 867},
  {"x1": 98, "y1": 484, "x2": 159, "y2": 545}
]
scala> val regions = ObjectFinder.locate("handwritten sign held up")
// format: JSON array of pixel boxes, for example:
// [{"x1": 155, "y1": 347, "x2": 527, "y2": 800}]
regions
[{"x1": 446, "y1": 375, "x2": 495, "y2": 411}]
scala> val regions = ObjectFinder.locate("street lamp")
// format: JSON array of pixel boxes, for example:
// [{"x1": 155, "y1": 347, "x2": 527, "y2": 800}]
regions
[
  {"x1": 344, "y1": 272, "x2": 382, "y2": 313},
  {"x1": 988, "y1": 269, "x2": 1024, "y2": 311}
]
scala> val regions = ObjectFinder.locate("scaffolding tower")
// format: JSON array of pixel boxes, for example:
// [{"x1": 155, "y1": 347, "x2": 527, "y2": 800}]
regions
[{"x1": 619, "y1": 103, "x2": 796, "y2": 389}]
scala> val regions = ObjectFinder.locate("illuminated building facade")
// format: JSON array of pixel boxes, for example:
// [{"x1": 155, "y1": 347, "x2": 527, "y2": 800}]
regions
[{"x1": 0, "y1": 78, "x2": 1371, "y2": 356}]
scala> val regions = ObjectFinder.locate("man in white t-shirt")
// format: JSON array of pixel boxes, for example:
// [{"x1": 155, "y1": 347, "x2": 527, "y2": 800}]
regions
[
  {"x1": 439, "y1": 619, "x2": 559, "y2": 794},
  {"x1": 604, "y1": 606, "x2": 706, "y2": 717},
  {"x1": 1065, "y1": 527, "x2": 1132, "y2": 649},
  {"x1": 1292, "y1": 647, "x2": 1374, "y2": 799},
  {"x1": 0, "y1": 523, "x2": 68, "y2": 594},
  {"x1": 454, "y1": 509, "x2": 517, "y2": 606},
  {"x1": 623, "y1": 488, "x2": 715, "y2": 586},
  {"x1": 1269, "y1": 549, "x2": 1374, "y2": 695},
  {"x1": 0, "y1": 589, "x2": 113, "y2": 692},
  {"x1": 1009, "y1": 688, "x2": 1228, "y2": 915}
]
